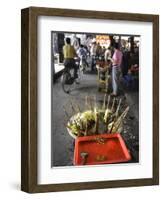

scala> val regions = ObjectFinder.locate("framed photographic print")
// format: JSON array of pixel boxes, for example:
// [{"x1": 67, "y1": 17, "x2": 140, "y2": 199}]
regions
[{"x1": 21, "y1": 7, "x2": 159, "y2": 193}]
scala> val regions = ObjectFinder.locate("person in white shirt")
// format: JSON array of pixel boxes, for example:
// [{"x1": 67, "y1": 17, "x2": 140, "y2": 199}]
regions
[{"x1": 90, "y1": 38, "x2": 97, "y2": 71}]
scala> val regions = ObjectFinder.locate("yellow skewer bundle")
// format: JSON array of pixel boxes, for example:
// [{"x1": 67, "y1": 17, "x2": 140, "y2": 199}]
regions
[{"x1": 65, "y1": 95, "x2": 129, "y2": 138}]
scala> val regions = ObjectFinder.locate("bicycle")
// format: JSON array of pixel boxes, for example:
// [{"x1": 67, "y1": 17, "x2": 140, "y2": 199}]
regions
[{"x1": 61, "y1": 58, "x2": 82, "y2": 93}]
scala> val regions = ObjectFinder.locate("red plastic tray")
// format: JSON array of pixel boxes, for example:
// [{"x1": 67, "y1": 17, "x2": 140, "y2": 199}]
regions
[{"x1": 74, "y1": 133, "x2": 131, "y2": 165}]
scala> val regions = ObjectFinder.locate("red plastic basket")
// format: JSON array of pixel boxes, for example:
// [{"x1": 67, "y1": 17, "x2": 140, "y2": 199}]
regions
[{"x1": 74, "y1": 133, "x2": 131, "y2": 165}]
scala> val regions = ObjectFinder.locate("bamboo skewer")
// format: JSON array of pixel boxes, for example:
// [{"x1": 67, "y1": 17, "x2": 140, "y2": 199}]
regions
[
  {"x1": 114, "y1": 106, "x2": 129, "y2": 132},
  {"x1": 107, "y1": 95, "x2": 110, "y2": 108},
  {"x1": 63, "y1": 105, "x2": 80, "y2": 135},
  {"x1": 115, "y1": 98, "x2": 122, "y2": 117},
  {"x1": 73, "y1": 98, "x2": 81, "y2": 113},
  {"x1": 72, "y1": 99, "x2": 84, "y2": 135},
  {"x1": 88, "y1": 96, "x2": 93, "y2": 111},
  {"x1": 94, "y1": 95, "x2": 99, "y2": 134},
  {"x1": 104, "y1": 95, "x2": 110, "y2": 131},
  {"x1": 110, "y1": 106, "x2": 129, "y2": 133},
  {"x1": 111, "y1": 97, "x2": 115, "y2": 112},
  {"x1": 63, "y1": 105, "x2": 69, "y2": 118},
  {"x1": 94, "y1": 95, "x2": 97, "y2": 109},
  {"x1": 70, "y1": 100, "x2": 76, "y2": 113},
  {"x1": 117, "y1": 106, "x2": 129, "y2": 124},
  {"x1": 76, "y1": 104, "x2": 81, "y2": 113},
  {"x1": 85, "y1": 95, "x2": 88, "y2": 110},
  {"x1": 108, "y1": 99, "x2": 119, "y2": 133},
  {"x1": 64, "y1": 103, "x2": 80, "y2": 135},
  {"x1": 102, "y1": 94, "x2": 107, "y2": 110},
  {"x1": 109, "y1": 99, "x2": 126, "y2": 133},
  {"x1": 109, "y1": 116, "x2": 116, "y2": 133},
  {"x1": 84, "y1": 119, "x2": 88, "y2": 136},
  {"x1": 95, "y1": 111, "x2": 99, "y2": 134}
]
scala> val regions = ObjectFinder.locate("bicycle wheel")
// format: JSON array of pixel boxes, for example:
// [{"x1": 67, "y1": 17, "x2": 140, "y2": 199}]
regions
[{"x1": 61, "y1": 69, "x2": 75, "y2": 93}]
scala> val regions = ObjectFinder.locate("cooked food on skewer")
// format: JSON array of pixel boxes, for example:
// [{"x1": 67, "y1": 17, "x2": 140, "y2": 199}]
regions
[{"x1": 66, "y1": 95, "x2": 129, "y2": 138}]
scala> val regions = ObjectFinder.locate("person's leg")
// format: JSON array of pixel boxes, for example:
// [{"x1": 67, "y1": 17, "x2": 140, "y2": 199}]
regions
[
  {"x1": 91, "y1": 56, "x2": 95, "y2": 71},
  {"x1": 84, "y1": 56, "x2": 89, "y2": 68},
  {"x1": 72, "y1": 59, "x2": 78, "y2": 78},
  {"x1": 64, "y1": 59, "x2": 68, "y2": 68},
  {"x1": 112, "y1": 66, "x2": 118, "y2": 95},
  {"x1": 117, "y1": 67, "x2": 122, "y2": 92},
  {"x1": 82, "y1": 57, "x2": 88, "y2": 71}
]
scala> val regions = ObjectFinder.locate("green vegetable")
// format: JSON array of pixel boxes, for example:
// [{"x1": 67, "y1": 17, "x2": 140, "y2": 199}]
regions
[{"x1": 67, "y1": 110, "x2": 96, "y2": 136}]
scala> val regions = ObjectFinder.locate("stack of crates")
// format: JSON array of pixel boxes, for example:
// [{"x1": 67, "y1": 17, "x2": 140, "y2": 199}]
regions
[{"x1": 96, "y1": 61, "x2": 111, "y2": 93}]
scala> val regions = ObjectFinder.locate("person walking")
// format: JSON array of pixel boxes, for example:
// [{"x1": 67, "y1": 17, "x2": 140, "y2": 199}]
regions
[
  {"x1": 90, "y1": 38, "x2": 97, "y2": 71},
  {"x1": 111, "y1": 43, "x2": 123, "y2": 96},
  {"x1": 77, "y1": 44, "x2": 88, "y2": 71}
]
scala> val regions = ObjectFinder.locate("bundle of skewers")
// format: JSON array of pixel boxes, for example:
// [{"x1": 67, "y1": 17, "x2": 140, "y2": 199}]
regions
[{"x1": 64, "y1": 95, "x2": 129, "y2": 139}]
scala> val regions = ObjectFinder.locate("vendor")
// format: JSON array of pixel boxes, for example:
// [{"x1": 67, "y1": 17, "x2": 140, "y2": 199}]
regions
[{"x1": 111, "y1": 43, "x2": 123, "y2": 96}]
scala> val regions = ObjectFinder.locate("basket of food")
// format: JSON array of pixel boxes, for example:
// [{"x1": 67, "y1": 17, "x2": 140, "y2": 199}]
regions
[{"x1": 65, "y1": 95, "x2": 129, "y2": 139}]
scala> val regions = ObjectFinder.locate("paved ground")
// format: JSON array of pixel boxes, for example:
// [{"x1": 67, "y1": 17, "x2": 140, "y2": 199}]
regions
[{"x1": 52, "y1": 70, "x2": 139, "y2": 166}]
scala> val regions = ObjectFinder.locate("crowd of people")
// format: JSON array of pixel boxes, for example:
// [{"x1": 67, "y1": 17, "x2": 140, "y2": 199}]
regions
[{"x1": 62, "y1": 35, "x2": 139, "y2": 96}]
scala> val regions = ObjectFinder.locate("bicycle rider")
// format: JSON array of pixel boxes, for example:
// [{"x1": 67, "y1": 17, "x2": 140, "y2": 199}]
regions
[{"x1": 63, "y1": 37, "x2": 78, "y2": 79}]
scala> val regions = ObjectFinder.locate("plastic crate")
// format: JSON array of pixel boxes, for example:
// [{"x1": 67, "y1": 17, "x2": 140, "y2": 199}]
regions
[{"x1": 74, "y1": 133, "x2": 131, "y2": 165}]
